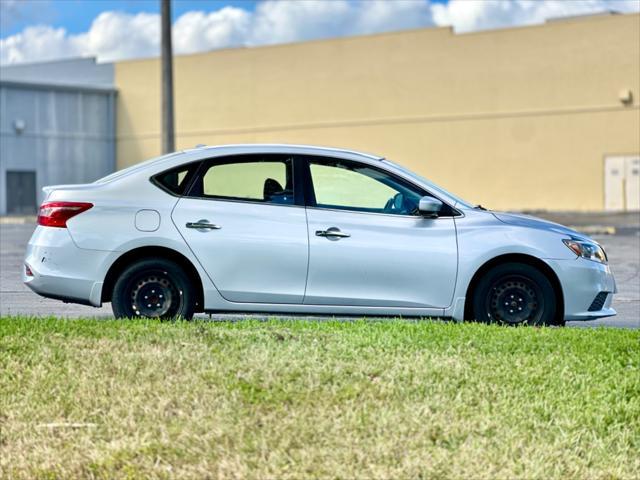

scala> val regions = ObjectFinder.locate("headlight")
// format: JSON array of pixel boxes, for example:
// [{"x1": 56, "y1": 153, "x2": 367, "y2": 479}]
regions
[{"x1": 563, "y1": 239, "x2": 608, "y2": 264}]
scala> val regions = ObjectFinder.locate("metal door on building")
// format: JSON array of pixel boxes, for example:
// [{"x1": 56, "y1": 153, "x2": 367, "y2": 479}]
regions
[
  {"x1": 6, "y1": 171, "x2": 37, "y2": 215},
  {"x1": 604, "y1": 156, "x2": 640, "y2": 211}
]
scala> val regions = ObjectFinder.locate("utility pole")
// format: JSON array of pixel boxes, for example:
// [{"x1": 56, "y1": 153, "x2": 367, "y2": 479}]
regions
[{"x1": 161, "y1": 0, "x2": 175, "y2": 153}]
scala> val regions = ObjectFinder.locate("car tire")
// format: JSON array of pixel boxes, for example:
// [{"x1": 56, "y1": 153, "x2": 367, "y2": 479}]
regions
[
  {"x1": 111, "y1": 258, "x2": 195, "y2": 320},
  {"x1": 472, "y1": 262, "x2": 557, "y2": 326}
]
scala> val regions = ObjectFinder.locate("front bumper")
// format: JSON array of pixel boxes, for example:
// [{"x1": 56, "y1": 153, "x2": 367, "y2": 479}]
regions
[
  {"x1": 23, "y1": 226, "x2": 114, "y2": 307},
  {"x1": 546, "y1": 257, "x2": 617, "y2": 321}
]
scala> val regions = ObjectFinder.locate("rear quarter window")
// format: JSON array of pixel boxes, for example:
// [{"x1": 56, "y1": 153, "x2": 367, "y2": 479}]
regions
[{"x1": 151, "y1": 163, "x2": 200, "y2": 196}]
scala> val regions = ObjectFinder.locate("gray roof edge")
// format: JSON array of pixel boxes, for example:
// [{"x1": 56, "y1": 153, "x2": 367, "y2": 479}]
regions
[
  {"x1": 0, "y1": 57, "x2": 114, "y2": 88},
  {"x1": 1, "y1": 56, "x2": 102, "y2": 67},
  {"x1": 0, "y1": 79, "x2": 117, "y2": 94}
]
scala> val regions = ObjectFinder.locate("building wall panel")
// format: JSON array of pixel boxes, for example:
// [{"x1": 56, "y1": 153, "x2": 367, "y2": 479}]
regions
[
  {"x1": 0, "y1": 84, "x2": 115, "y2": 214},
  {"x1": 114, "y1": 13, "x2": 640, "y2": 211}
]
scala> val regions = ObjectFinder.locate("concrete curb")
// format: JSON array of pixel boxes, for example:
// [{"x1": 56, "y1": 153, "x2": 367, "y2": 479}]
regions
[
  {"x1": 0, "y1": 216, "x2": 36, "y2": 225},
  {"x1": 569, "y1": 225, "x2": 617, "y2": 235}
]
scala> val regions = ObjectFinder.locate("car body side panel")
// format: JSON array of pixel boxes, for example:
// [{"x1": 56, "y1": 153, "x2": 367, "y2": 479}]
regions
[
  {"x1": 39, "y1": 176, "x2": 221, "y2": 307},
  {"x1": 446, "y1": 209, "x2": 616, "y2": 321},
  {"x1": 171, "y1": 199, "x2": 309, "y2": 304},
  {"x1": 47, "y1": 174, "x2": 178, "y2": 252},
  {"x1": 24, "y1": 226, "x2": 118, "y2": 306},
  {"x1": 545, "y1": 258, "x2": 616, "y2": 320},
  {"x1": 194, "y1": 302, "x2": 445, "y2": 317},
  {"x1": 304, "y1": 208, "x2": 458, "y2": 308}
]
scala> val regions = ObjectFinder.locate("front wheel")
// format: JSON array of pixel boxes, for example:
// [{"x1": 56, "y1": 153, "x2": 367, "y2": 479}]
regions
[
  {"x1": 111, "y1": 258, "x2": 195, "y2": 320},
  {"x1": 472, "y1": 262, "x2": 557, "y2": 326}
]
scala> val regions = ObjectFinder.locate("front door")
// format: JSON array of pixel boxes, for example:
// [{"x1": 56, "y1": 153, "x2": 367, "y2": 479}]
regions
[
  {"x1": 172, "y1": 154, "x2": 309, "y2": 304},
  {"x1": 302, "y1": 157, "x2": 458, "y2": 308}
]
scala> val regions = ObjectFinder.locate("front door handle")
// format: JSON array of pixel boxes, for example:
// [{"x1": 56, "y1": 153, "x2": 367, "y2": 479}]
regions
[
  {"x1": 316, "y1": 227, "x2": 350, "y2": 239},
  {"x1": 186, "y1": 219, "x2": 221, "y2": 230}
]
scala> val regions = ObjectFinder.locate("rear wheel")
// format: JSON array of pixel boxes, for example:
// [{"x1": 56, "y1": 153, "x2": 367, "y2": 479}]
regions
[
  {"x1": 472, "y1": 262, "x2": 556, "y2": 326},
  {"x1": 111, "y1": 258, "x2": 195, "y2": 320}
]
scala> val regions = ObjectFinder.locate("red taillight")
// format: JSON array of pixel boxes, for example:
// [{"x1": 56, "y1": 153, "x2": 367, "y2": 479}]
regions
[{"x1": 37, "y1": 202, "x2": 93, "y2": 228}]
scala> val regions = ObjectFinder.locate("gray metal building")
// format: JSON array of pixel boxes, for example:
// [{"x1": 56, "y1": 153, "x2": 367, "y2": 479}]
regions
[{"x1": 0, "y1": 58, "x2": 116, "y2": 215}]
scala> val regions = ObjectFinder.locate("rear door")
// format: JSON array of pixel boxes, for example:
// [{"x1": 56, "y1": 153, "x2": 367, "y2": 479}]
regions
[
  {"x1": 302, "y1": 156, "x2": 458, "y2": 308},
  {"x1": 171, "y1": 154, "x2": 309, "y2": 304}
]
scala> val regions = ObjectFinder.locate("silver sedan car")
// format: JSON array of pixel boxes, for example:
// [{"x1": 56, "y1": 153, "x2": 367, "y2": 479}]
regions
[{"x1": 24, "y1": 144, "x2": 616, "y2": 325}]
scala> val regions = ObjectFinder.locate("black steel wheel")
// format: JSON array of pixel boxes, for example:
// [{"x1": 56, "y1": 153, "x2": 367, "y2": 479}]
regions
[
  {"x1": 472, "y1": 262, "x2": 556, "y2": 326},
  {"x1": 112, "y1": 258, "x2": 195, "y2": 320}
]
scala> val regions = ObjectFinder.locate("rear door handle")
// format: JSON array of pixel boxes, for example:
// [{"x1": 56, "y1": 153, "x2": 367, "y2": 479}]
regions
[
  {"x1": 186, "y1": 219, "x2": 221, "y2": 230},
  {"x1": 315, "y1": 227, "x2": 350, "y2": 239}
]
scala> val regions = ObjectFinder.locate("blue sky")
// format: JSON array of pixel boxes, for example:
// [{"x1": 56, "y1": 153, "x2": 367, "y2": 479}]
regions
[
  {"x1": 2, "y1": 0, "x2": 636, "y2": 36},
  {"x1": 2, "y1": 1, "x2": 264, "y2": 36},
  {"x1": 3, "y1": 0, "x2": 447, "y2": 37},
  {"x1": 1, "y1": 0, "x2": 638, "y2": 66}
]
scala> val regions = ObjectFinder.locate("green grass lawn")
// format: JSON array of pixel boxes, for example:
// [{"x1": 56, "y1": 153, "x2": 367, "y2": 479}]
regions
[{"x1": 1, "y1": 317, "x2": 638, "y2": 479}]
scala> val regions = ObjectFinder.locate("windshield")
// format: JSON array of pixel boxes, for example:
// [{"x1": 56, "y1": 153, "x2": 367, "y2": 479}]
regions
[{"x1": 381, "y1": 159, "x2": 476, "y2": 209}]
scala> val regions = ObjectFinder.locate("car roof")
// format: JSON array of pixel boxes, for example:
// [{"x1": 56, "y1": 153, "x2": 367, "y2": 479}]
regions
[
  {"x1": 182, "y1": 144, "x2": 384, "y2": 161},
  {"x1": 95, "y1": 144, "x2": 383, "y2": 185}
]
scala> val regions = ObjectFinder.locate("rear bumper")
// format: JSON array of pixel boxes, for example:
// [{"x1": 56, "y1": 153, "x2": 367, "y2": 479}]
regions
[
  {"x1": 23, "y1": 226, "x2": 113, "y2": 307},
  {"x1": 546, "y1": 257, "x2": 617, "y2": 321}
]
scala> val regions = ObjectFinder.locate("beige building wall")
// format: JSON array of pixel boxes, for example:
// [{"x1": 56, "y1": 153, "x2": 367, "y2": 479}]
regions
[{"x1": 115, "y1": 13, "x2": 640, "y2": 211}]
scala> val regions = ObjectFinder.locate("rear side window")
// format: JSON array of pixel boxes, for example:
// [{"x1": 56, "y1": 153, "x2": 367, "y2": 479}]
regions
[
  {"x1": 187, "y1": 155, "x2": 294, "y2": 205},
  {"x1": 152, "y1": 163, "x2": 199, "y2": 195}
]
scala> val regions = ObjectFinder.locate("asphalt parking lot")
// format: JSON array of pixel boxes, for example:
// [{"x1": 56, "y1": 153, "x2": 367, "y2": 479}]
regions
[{"x1": 1, "y1": 217, "x2": 638, "y2": 328}]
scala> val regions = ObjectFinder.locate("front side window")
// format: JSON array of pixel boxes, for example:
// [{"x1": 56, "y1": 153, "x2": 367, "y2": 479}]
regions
[
  {"x1": 308, "y1": 158, "x2": 424, "y2": 215},
  {"x1": 188, "y1": 155, "x2": 294, "y2": 205}
]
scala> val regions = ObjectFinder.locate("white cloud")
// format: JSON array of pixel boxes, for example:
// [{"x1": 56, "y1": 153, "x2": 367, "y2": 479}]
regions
[
  {"x1": 0, "y1": 11, "x2": 160, "y2": 65},
  {"x1": 0, "y1": 25, "x2": 81, "y2": 64},
  {"x1": 0, "y1": 0, "x2": 437, "y2": 65},
  {"x1": 73, "y1": 11, "x2": 160, "y2": 63},
  {"x1": 432, "y1": 0, "x2": 640, "y2": 33},
  {"x1": 248, "y1": 0, "x2": 353, "y2": 45},
  {"x1": 347, "y1": 0, "x2": 434, "y2": 36},
  {"x1": 1, "y1": 0, "x2": 638, "y2": 66},
  {"x1": 246, "y1": 0, "x2": 435, "y2": 45},
  {"x1": 173, "y1": 7, "x2": 251, "y2": 54}
]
